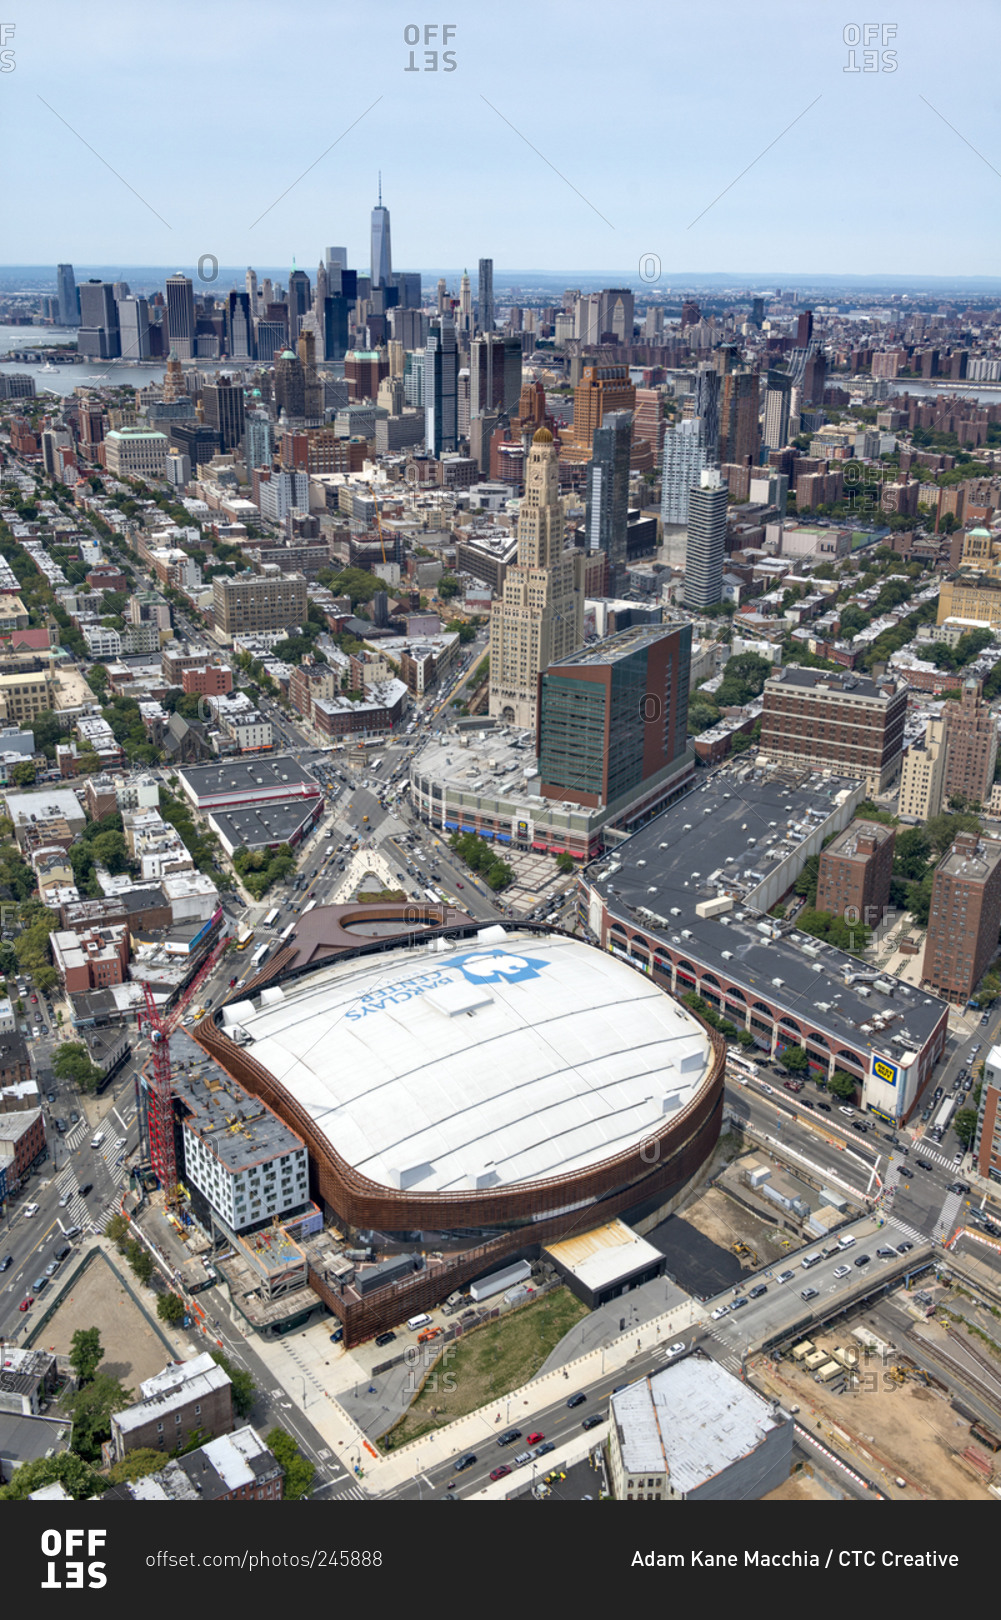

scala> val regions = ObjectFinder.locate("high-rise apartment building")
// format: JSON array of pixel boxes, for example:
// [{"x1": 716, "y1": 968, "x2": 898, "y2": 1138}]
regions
[
  {"x1": 537, "y1": 622, "x2": 692, "y2": 810},
  {"x1": 692, "y1": 363, "x2": 720, "y2": 464},
  {"x1": 761, "y1": 370, "x2": 791, "y2": 452},
  {"x1": 759, "y1": 667, "x2": 908, "y2": 796},
  {"x1": 477, "y1": 258, "x2": 494, "y2": 332},
  {"x1": 469, "y1": 333, "x2": 522, "y2": 418},
  {"x1": 802, "y1": 350, "x2": 827, "y2": 407},
  {"x1": 77, "y1": 280, "x2": 120, "y2": 359},
  {"x1": 719, "y1": 369, "x2": 760, "y2": 466},
  {"x1": 425, "y1": 317, "x2": 458, "y2": 456},
  {"x1": 683, "y1": 469, "x2": 727, "y2": 611},
  {"x1": 975, "y1": 1046, "x2": 1001, "y2": 1183},
  {"x1": 213, "y1": 573, "x2": 308, "y2": 639},
  {"x1": 899, "y1": 717, "x2": 947, "y2": 821},
  {"x1": 244, "y1": 409, "x2": 272, "y2": 473},
  {"x1": 202, "y1": 377, "x2": 245, "y2": 453},
  {"x1": 585, "y1": 410, "x2": 632, "y2": 595},
  {"x1": 942, "y1": 678, "x2": 998, "y2": 807},
  {"x1": 371, "y1": 181, "x2": 392, "y2": 291},
  {"x1": 661, "y1": 417, "x2": 706, "y2": 526},
  {"x1": 922, "y1": 831, "x2": 1001, "y2": 1003},
  {"x1": 165, "y1": 274, "x2": 195, "y2": 360},
  {"x1": 488, "y1": 428, "x2": 585, "y2": 729},
  {"x1": 56, "y1": 263, "x2": 79, "y2": 326},
  {"x1": 815, "y1": 820, "x2": 895, "y2": 928}
]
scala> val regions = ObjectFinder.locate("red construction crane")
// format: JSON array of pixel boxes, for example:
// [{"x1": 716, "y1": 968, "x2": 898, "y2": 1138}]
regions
[{"x1": 140, "y1": 982, "x2": 179, "y2": 1205}]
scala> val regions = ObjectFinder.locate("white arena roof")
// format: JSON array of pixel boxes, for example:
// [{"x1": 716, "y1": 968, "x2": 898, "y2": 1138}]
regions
[{"x1": 224, "y1": 928, "x2": 713, "y2": 1194}]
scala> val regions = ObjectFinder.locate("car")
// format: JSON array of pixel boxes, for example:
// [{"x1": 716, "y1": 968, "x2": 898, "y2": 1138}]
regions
[
  {"x1": 30, "y1": 994, "x2": 37, "y2": 1003},
  {"x1": 54, "y1": 1117, "x2": 66, "y2": 1133},
  {"x1": 783, "y1": 1079, "x2": 803, "y2": 1092},
  {"x1": 896, "y1": 1242, "x2": 913, "y2": 1254},
  {"x1": 916, "y1": 1159, "x2": 933, "y2": 1172},
  {"x1": 760, "y1": 1083, "x2": 774, "y2": 1094},
  {"x1": 896, "y1": 1145, "x2": 910, "y2": 1157},
  {"x1": 876, "y1": 1246, "x2": 897, "y2": 1259},
  {"x1": 982, "y1": 1014, "x2": 991, "y2": 1026},
  {"x1": 776, "y1": 1270, "x2": 794, "y2": 1285},
  {"x1": 748, "y1": 1284, "x2": 767, "y2": 1300},
  {"x1": 44, "y1": 1261, "x2": 58, "y2": 1277},
  {"x1": 79, "y1": 1183, "x2": 93, "y2": 1196},
  {"x1": 851, "y1": 1121, "x2": 868, "y2": 1133},
  {"x1": 18, "y1": 1296, "x2": 33, "y2": 1311},
  {"x1": 69, "y1": 1111, "x2": 79, "y2": 1124},
  {"x1": 453, "y1": 1453, "x2": 477, "y2": 1473},
  {"x1": 833, "y1": 1264, "x2": 851, "y2": 1279},
  {"x1": 949, "y1": 1181, "x2": 971, "y2": 1195},
  {"x1": 666, "y1": 1341, "x2": 686, "y2": 1357},
  {"x1": 800, "y1": 1099, "x2": 815, "y2": 1110},
  {"x1": 710, "y1": 1305, "x2": 729, "y2": 1320},
  {"x1": 954, "y1": 1151, "x2": 965, "y2": 1164},
  {"x1": 32, "y1": 1277, "x2": 47, "y2": 1293},
  {"x1": 21, "y1": 1203, "x2": 39, "y2": 1218},
  {"x1": 46, "y1": 1090, "x2": 56, "y2": 1104},
  {"x1": 64, "y1": 1225, "x2": 82, "y2": 1239},
  {"x1": 581, "y1": 1414, "x2": 604, "y2": 1431},
  {"x1": 58, "y1": 1192, "x2": 72, "y2": 1207},
  {"x1": 456, "y1": 881, "x2": 463, "y2": 888},
  {"x1": 329, "y1": 1327, "x2": 343, "y2": 1343},
  {"x1": 0, "y1": 1254, "x2": 11, "y2": 1272},
  {"x1": 533, "y1": 1441, "x2": 555, "y2": 1458},
  {"x1": 853, "y1": 1254, "x2": 871, "y2": 1268},
  {"x1": 731, "y1": 1295, "x2": 749, "y2": 1311},
  {"x1": 801, "y1": 1287, "x2": 819, "y2": 1301},
  {"x1": 817, "y1": 1101, "x2": 832, "y2": 1113},
  {"x1": 839, "y1": 1106, "x2": 854, "y2": 1117},
  {"x1": 567, "y1": 1392, "x2": 587, "y2": 1408},
  {"x1": 489, "y1": 1464, "x2": 512, "y2": 1481},
  {"x1": 496, "y1": 1428, "x2": 522, "y2": 1446}
]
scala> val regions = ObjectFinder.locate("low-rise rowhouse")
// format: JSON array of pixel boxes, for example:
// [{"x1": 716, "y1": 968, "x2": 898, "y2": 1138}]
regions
[
  {"x1": 0, "y1": 1108, "x2": 46, "y2": 1191},
  {"x1": 110, "y1": 1353, "x2": 234, "y2": 1460},
  {"x1": 102, "y1": 1425, "x2": 283, "y2": 1501},
  {"x1": 578, "y1": 761, "x2": 949, "y2": 1123}
]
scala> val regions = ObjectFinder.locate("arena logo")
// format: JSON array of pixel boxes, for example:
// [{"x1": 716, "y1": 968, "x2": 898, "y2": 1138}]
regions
[{"x1": 344, "y1": 951, "x2": 549, "y2": 1020}]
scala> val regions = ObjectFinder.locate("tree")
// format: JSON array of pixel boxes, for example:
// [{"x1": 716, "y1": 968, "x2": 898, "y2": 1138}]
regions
[
  {"x1": 52, "y1": 1041, "x2": 104, "y2": 1094},
  {"x1": 781, "y1": 1045, "x2": 809, "y2": 1074},
  {"x1": 125, "y1": 1240, "x2": 154, "y2": 1286},
  {"x1": 105, "y1": 1213, "x2": 129, "y2": 1250},
  {"x1": 555, "y1": 852, "x2": 575, "y2": 875},
  {"x1": 437, "y1": 574, "x2": 460, "y2": 601},
  {"x1": 157, "y1": 1292, "x2": 185, "y2": 1325},
  {"x1": 10, "y1": 760, "x2": 36, "y2": 787},
  {"x1": 68, "y1": 1373, "x2": 133, "y2": 1462},
  {"x1": 0, "y1": 1452, "x2": 107, "y2": 1501},
  {"x1": 925, "y1": 810, "x2": 983, "y2": 856},
  {"x1": 265, "y1": 1426, "x2": 315, "y2": 1500},
  {"x1": 69, "y1": 1327, "x2": 103, "y2": 1385},
  {"x1": 209, "y1": 1349, "x2": 256, "y2": 1419},
  {"x1": 954, "y1": 1108, "x2": 979, "y2": 1152},
  {"x1": 105, "y1": 1448, "x2": 165, "y2": 1486},
  {"x1": 829, "y1": 1070, "x2": 857, "y2": 1101},
  {"x1": 736, "y1": 1028, "x2": 755, "y2": 1048},
  {"x1": 893, "y1": 826, "x2": 932, "y2": 883},
  {"x1": 794, "y1": 854, "x2": 820, "y2": 903},
  {"x1": 90, "y1": 829, "x2": 129, "y2": 875}
]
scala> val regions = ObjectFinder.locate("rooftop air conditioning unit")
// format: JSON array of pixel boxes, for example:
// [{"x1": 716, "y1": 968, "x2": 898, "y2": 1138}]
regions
[
  {"x1": 721, "y1": 949, "x2": 733, "y2": 960},
  {"x1": 771, "y1": 977, "x2": 784, "y2": 988}
]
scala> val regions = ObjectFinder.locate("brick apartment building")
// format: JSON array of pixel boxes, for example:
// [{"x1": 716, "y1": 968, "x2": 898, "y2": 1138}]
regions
[
  {"x1": 815, "y1": 819, "x2": 895, "y2": 929},
  {"x1": 758, "y1": 666, "x2": 908, "y2": 795},
  {"x1": 182, "y1": 664, "x2": 234, "y2": 698},
  {"x1": 50, "y1": 924, "x2": 129, "y2": 992},
  {"x1": 110, "y1": 1352, "x2": 234, "y2": 1460},
  {"x1": 103, "y1": 1425, "x2": 284, "y2": 1501},
  {"x1": 213, "y1": 573, "x2": 307, "y2": 639},
  {"x1": 0, "y1": 1108, "x2": 46, "y2": 1187},
  {"x1": 922, "y1": 832, "x2": 1001, "y2": 1003},
  {"x1": 942, "y1": 678, "x2": 999, "y2": 807},
  {"x1": 976, "y1": 1048, "x2": 1001, "y2": 1184}
]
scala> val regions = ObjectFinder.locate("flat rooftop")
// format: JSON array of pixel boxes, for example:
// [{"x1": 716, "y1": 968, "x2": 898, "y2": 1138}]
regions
[
  {"x1": 221, "y1": 927, "x2": 713, "y2": 1195},
  {"x1": 548, "y1": 621, "x2": 686, "y2": 670},
  {"x1": 765, "y1": 666, "x2": 902, "y2": 700},
  {"x1": 412, "y1": 725, "x2": 543, "y2": 802},
  {"x1": 177, "y1": 755, "x2": 318, "y2": 801},
  {"x1": 937, "y1": 834, "x2": 1001, "y2": 881},
  {"x1": 611, "y1": 1356, "x2": 788, "y2": 1488},
  {"x1": 823, "y1": 819, "x2": 895, "y2": 863},
  {"x1": 168, "y1": 1029, "x2": 305, "y2": 1174},
  {"x1": 210, "y1": 797, "x2": 318, "y2": 851},
  {"x1": 588, "y1": 760, "x2": 949, "y2": 1056}
]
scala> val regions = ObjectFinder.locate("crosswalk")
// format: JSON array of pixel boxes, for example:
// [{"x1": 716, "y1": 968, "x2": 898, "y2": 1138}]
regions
[
  {"x1": 881, "y1": 1216, "x2": 929, "y2": 1247},
  {"x1": 327, "y1": 1483, "x2": 368, "y2": 1503},
  {"x1": 64, "y1": 1122, "x2": 88, "y2": 1152},
  {"x1": 916, "y1": 1144, "x2": 961, "y2": 1170}
]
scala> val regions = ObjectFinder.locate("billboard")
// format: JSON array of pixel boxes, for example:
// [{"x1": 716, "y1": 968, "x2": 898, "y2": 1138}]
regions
[
  {"x1": 512, "y1": 815, "x2": 533, "y2": 845},
  {"x1": 871, "y1": 1054, "x2": 899, "y2": 1088}
]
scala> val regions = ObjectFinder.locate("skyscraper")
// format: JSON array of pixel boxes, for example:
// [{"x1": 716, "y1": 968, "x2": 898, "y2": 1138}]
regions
[
  {"x1": 683, "y1": 469, "x2": 727, "y2": 611},
  {"x1": 661, "y1": 417, "x2": 706, "y2": 527},
  {"x1": 244, "y1": 408, "x2": 272, "y2": 473},
  {"x1": 477, "y1": 258, "x2": 494, "y2": 333},
  {"x1": 488, "y1": 427, "x2": 585, "y2": 729},
  {"x1": 371, "y1": 177, "x2": 392, "y2": 290},
  {"x1": 750, "y1": 296, "x2": 765, "y2": 328},
  {"x1": 202, "y1": 376, "x2": 245, "y2": 452},
  {"x1": 288, "y1": 268, "x2": 311, "y2": 345},
  {"x1": 393, "y1": 271, "x2": 422, "y2": 310},
  {"x1": 165, "y1": 274, "x2": 195, "y2": 361},
  {"x1": 322, "y1": 296, "x2": 350, "y2": 363},
  {"x1": 797, "y1": 309, "x2": 814, "y2": 347},
  {"x1": 692, "y1": 363, "x2": 720, "y2": 465},
  {"x1": 56, "y1": 263, "x2": 78, "y2": 327},
  {"x1": 425, "y1": 317, "x2": 458, "y2": 456},
  {"x1": 77, "y1": 280, "x2": 120, "y2": 359},
  {"x1": 585, "y1": 410, "x2": 633, "y2": 595},
  {"x1": 245, "y1": 267, "x2": 258, "y2": 319},
  {"x1": 469, "y1": 333, "x2": 522, "y2": 417},
  {"x1": 274, "y1": 349, "x2": 305, "y2": 419},
  {"x1": 117, "y1": 295, "x2": 151, "y2": 361},
  {"x1": 563, "y1": 363, "x2": 635, "y2": 465},
  {"x1": 719, "y1": 370, "x2": 760, "y2": 466},
  {"x1": 761, "y1": 370, "x2": 791, "y2": 453},
  {"x1": 458, "y1": 270, "x2": 472, "y2": 337},
  {"x1": 325, "y1": 246, "x2": 348, "y2": 284},
  {"x1": 226, "y1": 291, "x2": 254, "y2": 360}
]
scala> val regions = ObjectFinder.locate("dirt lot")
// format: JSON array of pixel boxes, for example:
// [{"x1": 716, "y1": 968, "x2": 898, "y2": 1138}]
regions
[
  {"x1": 751, "y1": 1349, "x2": 996, "y2": 1501},
  {"x1": 765, "y1": 1464, "x2": 851, "y2": 1501},
  {"x1": 678, "y1": 1184, "x2": 797, "y2": 1268},
  {"x1": 28, "y1": 1246, "x2": 181, "y2": 1390}
]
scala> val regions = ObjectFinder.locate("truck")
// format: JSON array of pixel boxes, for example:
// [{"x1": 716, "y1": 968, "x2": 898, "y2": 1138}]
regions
[{"x1": 933, "y1": 1093, "x2": 958, "y2": 1134}]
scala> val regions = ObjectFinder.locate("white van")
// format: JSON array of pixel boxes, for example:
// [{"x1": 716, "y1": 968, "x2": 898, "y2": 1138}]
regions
[
  {"x1": 90, "y1": 1132, "x2": 105, "y2": 1149},
  {"x1": 800, "y1": 1253, "x2": 822, "y2": 1269},
  {"x1": 407, "y1": 1312, "x2": 433, "y2": 1332},
  {"x1": 837, "y1": 1234, "x2": 856, "y2": 1251}
]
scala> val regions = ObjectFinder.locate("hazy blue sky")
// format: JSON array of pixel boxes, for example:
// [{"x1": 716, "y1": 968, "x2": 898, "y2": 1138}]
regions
[{"x1": 2, "y1": 0, "x2": 999, "y2": 278}]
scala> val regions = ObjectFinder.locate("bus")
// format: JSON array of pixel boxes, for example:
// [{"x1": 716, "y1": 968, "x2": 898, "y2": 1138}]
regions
[
  {"x1": 370, "y1": 757, "x2": 383, "y2": 774},
  {"x1": 279, "y1": 921, "x2": 296, "y2": 944},
  {"x1": 425, "y1": 886, "x2": 443, "y2": 905},
  {"x1": 250, "y1": 941, "x2": 271, "y2": 973},
  {"x1": 235, "y1": 921, "x2": 255, "y2": 950},
  {"x1": 263, "y1": 906, "x2": 280, "y2": 929},
  {"x1": 301, "y1": 899, "x2": 317, "y2": 916},
  {"x1": 727, "y1": 1053, "x2": 758, "y2": 1081}
]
